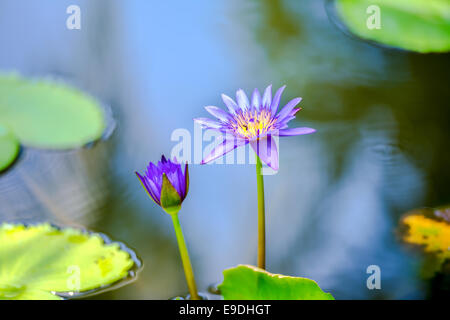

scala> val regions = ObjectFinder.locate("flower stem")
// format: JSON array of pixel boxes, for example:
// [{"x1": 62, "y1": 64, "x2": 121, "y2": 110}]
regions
[
  {"x1": 170, "y1": 213, "x2": 200, "y2": 300},
  {"x1": 255, "y1": 154, "x2": 266, "y2": 270}
]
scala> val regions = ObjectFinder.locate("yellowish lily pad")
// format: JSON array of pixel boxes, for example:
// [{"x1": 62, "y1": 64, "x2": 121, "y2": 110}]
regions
[
  {"x1": 0, "y1": 223, "x2": 138, "y2": 300},
  {"x1": 401, "y1": 210, "x2": 450, "y2": 260}
]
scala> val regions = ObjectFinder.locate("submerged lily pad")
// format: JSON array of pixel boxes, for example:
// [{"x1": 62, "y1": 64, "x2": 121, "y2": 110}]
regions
[
  {"x1": 0, "y1": 124, "x2": 20, "y2": 172},
  {"x1": 333, "y1": 0, "x2": 450, "y2": 53},
  {"x1": 0, "y1": 74, "x2": 105, "y2": 149},
  {"x1": 0, "y1": 223, "x2": 139, "y2": 300},
  {"x1": 400, "y1": 208, "x2": 450, "y2": 259},
  {"x1": 399, "y1": 206, "x2": 450, "y2": 277},
  {"x1": 218, "y1": 265, "x2": 334, "y2": 300}
]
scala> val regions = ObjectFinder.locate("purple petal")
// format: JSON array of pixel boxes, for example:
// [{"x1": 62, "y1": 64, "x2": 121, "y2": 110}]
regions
[
  {"x1": 276, "y1": 116, "x2": 295, "y2": 129},
  {"x1": 276, "y1": 97, "x2": 302, "y2": 121},
  {"x1": 166, "y1": 169, "x2": 183, "y2": 199},
  {"x1": 289, "y1": 107, "x2": 301, "y2": 117},
  {"x1": 251, "y1": 88, "x2": 261, "y2": 110},
  {"x1": 276, "y1": 108, "x2": 299, "y2": 128},
  {"x1": 147, "y1": 177, "x2": 162, "y2": 200},
  {"x1": 136, "y1": 172, "x2": 161, "y2": 205},
  {"x1": 204, "y1": 106, "x2": 232, "y2": 122},
  {"x1": 278, "y1": 127, "x2": 316, "y2": 136},
  {"x1": 262, "y1": 85, "x2": 272, "y2": 110},
  {"x1": 236, "y1": 89, "x2": 250, "y2": 111},
  {"x1": 201, "y1": 137, "x2": 248, "y2": 164},
  {"x1": 147, "y1": 162, "x2": 159, "y2": 178},
  {"x1": 270, "y1": 85, "x2": 286, "y2": 115},
  {"x1": 221, "y1": 94, "x2": 239, "y2": 114},
  {"x1": 184, "y1": 163, "x2": 189, "y2": 198},
  {"x1": 176, "y1": 164, "x2": 186, "y2": 198},
  {"x1": 250, "y1": 135, "x2": 279, "y2": 171},
  {"x1": 193, "y1": 117, "x2": 222, "y2": 129}
]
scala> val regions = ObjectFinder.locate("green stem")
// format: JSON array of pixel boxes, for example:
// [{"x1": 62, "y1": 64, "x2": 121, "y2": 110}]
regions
[
  {"x1": 255, "y1": 154, "x2": 266, "y2": 270},
  {"x1": 170, "y1": 213, "x2": 200, "y2": 300}
]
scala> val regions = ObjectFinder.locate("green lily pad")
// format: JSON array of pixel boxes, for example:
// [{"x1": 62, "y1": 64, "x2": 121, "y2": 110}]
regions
[
  {"x1": 218, "y1": 265, "x2": 334, "y2": 300},
  {"x1": 0, "y1": 223, "x2": 138, "y2": 300},
  {"x1": 334, "y1": 0, "x2": 450, "y2": 53},
  {"x1": 0, "y1": 124, "x2": 20, "y2": 172},
  {"x1": 0, "y1": 74, "x2": 105, "y2": 149}
]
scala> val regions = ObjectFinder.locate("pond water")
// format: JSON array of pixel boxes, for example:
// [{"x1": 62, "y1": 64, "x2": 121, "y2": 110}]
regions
[{"x1": 0, "y1": 0, "x2": 448, "y2": 299}]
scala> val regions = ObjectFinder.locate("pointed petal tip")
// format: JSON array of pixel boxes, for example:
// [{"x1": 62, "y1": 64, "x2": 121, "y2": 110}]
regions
[
  {"x1": 193, "y1": 117, "x2": 222, "y2": 129},
  {"x1": 236, "y1": 88, "x2": 250, "y2": 110},
  {"x1": 276, "y1": 97, "x2": 303, "y2": 120},
  {"x1": 205, "y1": 105, "x2": 232, "y2": 122},
  {"x1": 221, "y1": 93, "x2": 239, "y2": 114},
  {"x1": 303, "y1": 127, "x2": 316, "y2": 134},
  {"x1": 278, "y1": 127, "x2": 316, "y2": 136},
  {"x1": 262, "y1": 84, "x2": 273, "y2": 109},
  {"x1": 221, "y1": 93, "x2": 232, "y2": 101},
  {"x1": 204, "y1": 105, "x2": 220, "y2": 112},
  {"x1": 270, "y1": 85, "x2": 287, "y2": 114},
  {"x1": 236, "y1": 88, "x2": 247, "y2": 97}
]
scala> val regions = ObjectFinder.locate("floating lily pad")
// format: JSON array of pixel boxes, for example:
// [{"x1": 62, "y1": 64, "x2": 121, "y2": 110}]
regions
[
  {"x1": 0, "y1": 124, "x2": 20, "y2": 172},
  {"x1": 0, "y1": 223, "x2": 138, "y2": 300},
  {"x1": 218, "y1": 265, "x2": 334, "y2": 300},
  {"x1": 333, "y1": 0, "x2": 450, "y2": 53},
  {"x1": 0, "y1": 74, "x2": 105, "y2": 149}
]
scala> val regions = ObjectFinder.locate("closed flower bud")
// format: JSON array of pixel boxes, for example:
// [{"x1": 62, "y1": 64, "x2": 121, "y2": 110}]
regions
[{"x1": 136, "y1": 155, "x2": 189, "y2": 215}]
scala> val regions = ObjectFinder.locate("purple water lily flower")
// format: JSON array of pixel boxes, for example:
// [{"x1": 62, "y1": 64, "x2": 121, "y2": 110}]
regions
[
  {"x1": 194, "y1": 85, "x2": 315, "y2": 170},
  {"x1": 136, "y1": 155, "x2": 189, "y2": 214}
]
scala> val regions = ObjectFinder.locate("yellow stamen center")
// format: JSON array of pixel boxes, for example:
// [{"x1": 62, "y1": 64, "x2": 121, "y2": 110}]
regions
[{"x1": 231, "y1": 109, "x2": 276, "y2": 139}]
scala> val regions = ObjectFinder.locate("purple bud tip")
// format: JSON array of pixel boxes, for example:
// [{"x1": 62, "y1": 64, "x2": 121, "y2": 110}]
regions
[{"x1": 136, "y1": 155, "x2": 189, "y2": 209}]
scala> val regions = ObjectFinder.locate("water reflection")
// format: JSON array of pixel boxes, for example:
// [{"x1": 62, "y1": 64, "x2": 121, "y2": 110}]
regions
[
  {"x1": 0, "y1": 144, "x2": 111, "y2": 226},
  {"x1": 0, "y1": 0, "x2": 448, "y2": 299}
]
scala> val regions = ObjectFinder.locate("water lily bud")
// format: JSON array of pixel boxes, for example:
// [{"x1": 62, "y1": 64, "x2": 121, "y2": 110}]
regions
[{"x1": 136, "y1": 155, "x2": 189, "y2": 215}]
